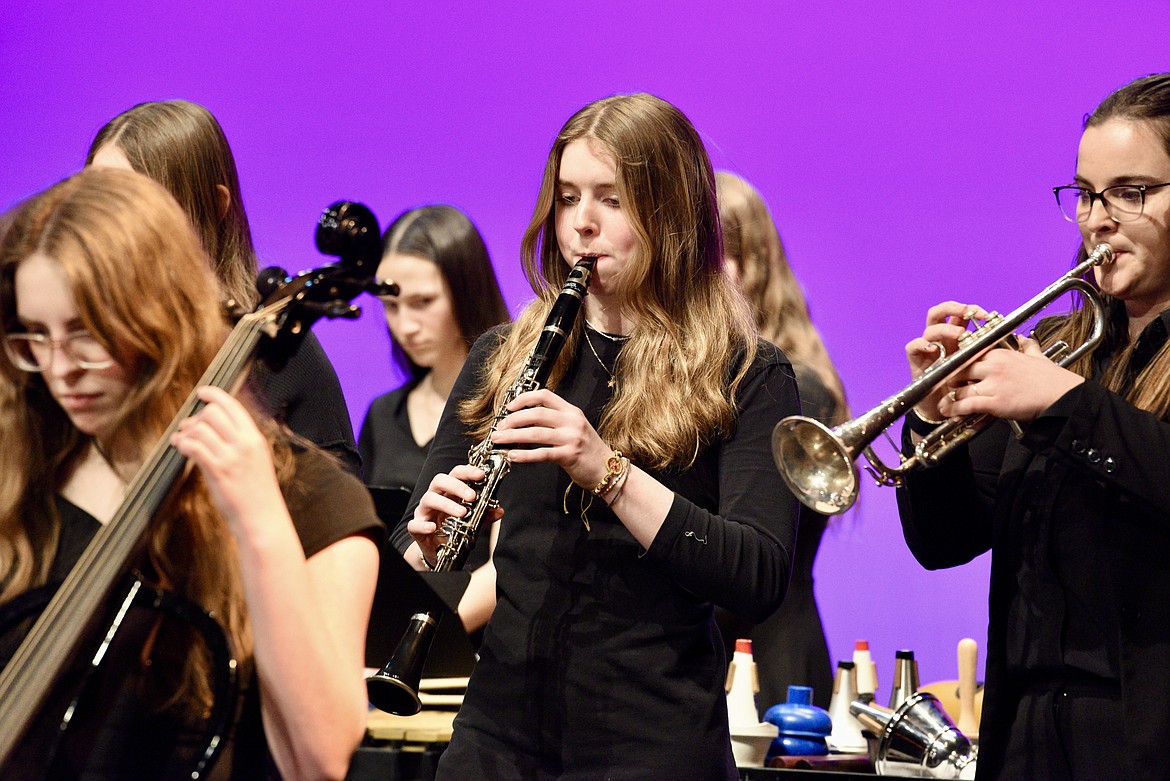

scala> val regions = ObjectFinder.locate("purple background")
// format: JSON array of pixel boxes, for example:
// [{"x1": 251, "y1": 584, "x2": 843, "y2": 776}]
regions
[{"x1": 4, "y1": 0, "x2": 1168, "y2": 694}]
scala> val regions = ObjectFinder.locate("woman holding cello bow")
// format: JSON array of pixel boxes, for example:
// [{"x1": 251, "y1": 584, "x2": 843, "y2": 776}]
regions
[
  {"x1": 0, "y1": 167, "x2": 381, "y2": 780},
  {"x1": 394, "y1": 93, "x2": 799, "y2": 779},
  {"x1": 898, "y1": 73, "x2": 1170, "y2": 780}
]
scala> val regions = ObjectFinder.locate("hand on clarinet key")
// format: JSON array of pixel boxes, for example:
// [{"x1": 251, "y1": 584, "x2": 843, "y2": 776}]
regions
[
  {"x1": 409, "y1": 464, "x2": 504, "y2": 568},
  {"x1": 491, "y1": 389, "x2": 614, "y2": 490}
]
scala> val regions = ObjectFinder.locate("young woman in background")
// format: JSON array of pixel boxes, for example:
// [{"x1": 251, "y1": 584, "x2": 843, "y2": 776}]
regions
[
  {"x1": 87, "y1": 99, "x2": 361, "y2": 473},
  {"x1": 716, "y1": 170, "x2": 847, "y2": 712}
]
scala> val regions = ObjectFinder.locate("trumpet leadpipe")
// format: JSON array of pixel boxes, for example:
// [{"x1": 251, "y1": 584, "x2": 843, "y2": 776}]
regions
[{"x1": 772, "y1": 243, "x2": 1113, "y2": 515}]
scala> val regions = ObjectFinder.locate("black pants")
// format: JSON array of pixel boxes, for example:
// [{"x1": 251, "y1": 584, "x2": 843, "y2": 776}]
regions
[{"x1": 999, "y1": 682, "x2": 1124, "y2": 780}]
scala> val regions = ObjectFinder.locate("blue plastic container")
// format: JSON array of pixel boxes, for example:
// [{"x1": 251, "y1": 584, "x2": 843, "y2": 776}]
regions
[{"x1": 764, "y1": 685, "x2": 832, "y2": 757}]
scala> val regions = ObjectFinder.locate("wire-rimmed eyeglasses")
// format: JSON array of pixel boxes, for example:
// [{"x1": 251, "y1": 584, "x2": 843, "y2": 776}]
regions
[
  {"x1": 3, "y1": 331, "x2": 115, "y2": 372},
  {"x1": 1053, "y1": 182, "x2": 1170, "y2": 224}
]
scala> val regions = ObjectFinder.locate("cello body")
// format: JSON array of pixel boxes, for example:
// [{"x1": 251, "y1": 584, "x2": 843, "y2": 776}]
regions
[{"x1": 0, "y1": 577, "x2": 236, "y2": 780}]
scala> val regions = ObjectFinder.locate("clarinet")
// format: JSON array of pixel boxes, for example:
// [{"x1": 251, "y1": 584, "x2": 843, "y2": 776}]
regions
[{"x1": 366, "y1": 256, "x2": 595, "y2": 715}]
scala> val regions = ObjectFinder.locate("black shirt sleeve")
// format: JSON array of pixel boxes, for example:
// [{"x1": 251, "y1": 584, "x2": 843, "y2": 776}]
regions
[
  {"x1": 249, "y1": 331, "x2": 361, "y2": 476},
  {"x1": 642, "y1": 343, "x2": 800, "y2": 623},
  {"x1": 389, "y1": 330, "x2": 496, "y2": 554}
]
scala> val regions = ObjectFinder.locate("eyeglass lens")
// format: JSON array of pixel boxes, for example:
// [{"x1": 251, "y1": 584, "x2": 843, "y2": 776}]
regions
[
  {"x1": 3, "y1": 332, "x2": 113, "y2": 371},
  {"x1": 1058, "y1": 186, "x2": 1145, "y2": 223}
]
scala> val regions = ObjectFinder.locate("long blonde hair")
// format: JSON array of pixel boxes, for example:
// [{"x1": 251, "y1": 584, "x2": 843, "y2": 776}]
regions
[
  {"x1": 461, "y1": 94, "x2": 757, "y2": 469},
  {"x1": 0, "y1": 168, "x2": 284, "y2": 709},
  {"x1": 716, "y1": 171, "x2": 847, "y2": 423}
]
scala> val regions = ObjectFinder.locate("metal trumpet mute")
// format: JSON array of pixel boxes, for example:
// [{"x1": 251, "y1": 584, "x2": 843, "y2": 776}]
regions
[{"x1": 772, "y1": 243, "x2": 1114, "y2": 515}]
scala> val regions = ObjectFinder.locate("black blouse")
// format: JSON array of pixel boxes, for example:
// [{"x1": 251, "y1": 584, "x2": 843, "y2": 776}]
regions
[
  {"x1": 358, "y1": 377, "x2": 431, "y2": 492},
  {"x1": 897, "y1": 306, "x2": 1170, "y2": 780},
  {"x1": 393, "y1": 324, "x2": 800, "y2": 779},
  {"x1": 250, "y1": 331, "x2": 361, "y2": 475}
]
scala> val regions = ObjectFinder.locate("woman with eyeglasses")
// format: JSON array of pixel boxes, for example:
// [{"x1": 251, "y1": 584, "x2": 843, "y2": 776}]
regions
[
  {"x1": 0, "y1": 167, "x2": 381, "y2": 780},
  {"x1": 897, "y1": 73, "x2": 1170, "y2": 780}
]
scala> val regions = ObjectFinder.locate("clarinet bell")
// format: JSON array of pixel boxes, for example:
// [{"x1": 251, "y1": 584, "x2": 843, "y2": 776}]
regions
[{"x1": 366, "y1": 612, "x2": 439, "y2": 716}]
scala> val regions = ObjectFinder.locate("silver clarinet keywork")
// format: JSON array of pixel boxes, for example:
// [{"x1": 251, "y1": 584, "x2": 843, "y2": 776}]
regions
[
  {"x1": 366, "y1": 256, "x2": 596, "y2": 716},
  {"x1": 435, "y1": 255, "x2": 595, "y2": 568}
]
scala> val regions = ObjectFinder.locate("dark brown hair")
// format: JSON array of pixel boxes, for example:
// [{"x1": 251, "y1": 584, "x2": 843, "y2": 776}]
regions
[
  {"x1": 1046, "y1": 73, "x2": 1170, "y2": 417},
  {"x1": 86, "y1": 100, "x2": 259, "y2": 307},
  {"x1": 381, "y1": 205, "x2": 509, "y2": 380}
]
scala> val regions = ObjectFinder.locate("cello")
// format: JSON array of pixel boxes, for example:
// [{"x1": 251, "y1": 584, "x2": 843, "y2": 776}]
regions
[{"x1": 0, "y1": 201, "x2": 391, "y2": 780}]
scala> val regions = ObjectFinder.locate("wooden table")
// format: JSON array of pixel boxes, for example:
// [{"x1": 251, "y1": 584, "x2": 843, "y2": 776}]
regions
[{"x1": 347, "y1": 710, "x2": 879, "y2": 781}]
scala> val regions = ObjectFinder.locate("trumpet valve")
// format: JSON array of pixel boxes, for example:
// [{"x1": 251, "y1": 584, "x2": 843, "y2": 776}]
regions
[{"x1": 957, "y1": 312, "x2": 1003, "y2": 348}]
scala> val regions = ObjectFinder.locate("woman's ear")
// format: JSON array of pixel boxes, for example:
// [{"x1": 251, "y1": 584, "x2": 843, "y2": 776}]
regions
[{"x1": 215, "y1": 184, "x2": 231, "y2": 222}]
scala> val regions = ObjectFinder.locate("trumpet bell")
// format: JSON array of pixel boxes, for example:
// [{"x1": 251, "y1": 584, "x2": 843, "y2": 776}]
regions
[{"x1": 771, "y1": 417, "x2": 859, "y2": 515}]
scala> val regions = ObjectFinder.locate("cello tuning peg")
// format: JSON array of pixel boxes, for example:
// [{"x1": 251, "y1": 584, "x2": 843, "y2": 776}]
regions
[
  {"x1": 366, "y1": 278, "x2": 399, "y2": 297},
  {"x1": 325, "y1": 302, "x2": 361, "y2": 320}
]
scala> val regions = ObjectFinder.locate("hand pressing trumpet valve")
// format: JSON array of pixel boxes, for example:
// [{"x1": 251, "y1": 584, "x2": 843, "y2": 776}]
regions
[{"x1": 772, "y1": 243, "x2": 1114, "y2": 515}]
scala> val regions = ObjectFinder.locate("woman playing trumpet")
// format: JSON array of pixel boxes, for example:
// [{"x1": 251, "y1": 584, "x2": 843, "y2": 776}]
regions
[
  {"x1": 392, "y1": 93, "x2": 800, "y2": 779},
  {"x1": 898, "y1": 73, "x2": 1170, "y2": 781}
]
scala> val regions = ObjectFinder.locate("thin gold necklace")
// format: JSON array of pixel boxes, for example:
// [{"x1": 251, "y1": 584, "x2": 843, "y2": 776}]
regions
[
  {"x1": 92, "y1": 438, "x2": 113, "y2": 466},
  {"x1": 583, "y1": 326, "x2": 619, "y2": 389},
  {"x1": 584, "y1": 319, "x2": 632, "y2": 342}
]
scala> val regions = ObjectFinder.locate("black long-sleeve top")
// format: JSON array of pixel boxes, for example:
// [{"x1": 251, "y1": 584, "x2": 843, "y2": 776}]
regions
[
  {"x1": 391, "y1": 324, "x2": 800, "y2": 779},
  {"x1": 897, "y1": 308, "x2": 1170, "y2": 780},
  {"x1": 250, "y1": 331, "x2": 361, "y2": 475}
]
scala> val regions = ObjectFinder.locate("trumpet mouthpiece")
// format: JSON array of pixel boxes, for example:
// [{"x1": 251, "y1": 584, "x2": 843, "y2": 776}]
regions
[{"x1": 1090, "y1": 243, "x2": 1114, "y2": 266}]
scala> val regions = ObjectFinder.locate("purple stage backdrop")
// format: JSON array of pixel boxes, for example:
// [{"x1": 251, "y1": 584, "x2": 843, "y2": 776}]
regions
[{"x1": 3, "y1": 0, "x2": 1167, "y2": 696}]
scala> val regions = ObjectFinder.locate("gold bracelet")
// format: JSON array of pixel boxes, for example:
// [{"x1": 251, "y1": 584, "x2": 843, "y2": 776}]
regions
[
  {"x1": 603, "y1": 465, "x2": 630, "y2": 505},
  {"x1": 590, "y1": 450, "x2": 627, "y2": 497},
  {"x1": 418, "y1": 548, "x2": 436, "y2": 571}
]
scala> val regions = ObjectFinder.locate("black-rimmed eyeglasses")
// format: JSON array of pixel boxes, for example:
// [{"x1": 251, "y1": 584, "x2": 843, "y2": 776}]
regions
[
  {"x1": 1053, "y1": 182, "x2": 1170, "y2": 224},
  {"x1": 3, "y1": 331, "x2": 115, "y2": 372}
]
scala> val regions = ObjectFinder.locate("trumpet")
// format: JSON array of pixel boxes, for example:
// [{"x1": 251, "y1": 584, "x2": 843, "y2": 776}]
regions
[
  {"x1": 366, "y1": 256, "x2": 596, "y2": 716},
  {"x1": 772, "y1": 243, "x2": 1114, "y2": 516}
]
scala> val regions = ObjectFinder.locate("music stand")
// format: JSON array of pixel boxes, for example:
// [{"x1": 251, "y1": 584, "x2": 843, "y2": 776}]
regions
[{"x1": 364, "y1": 486, "x2": 476, "y2": 679}]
